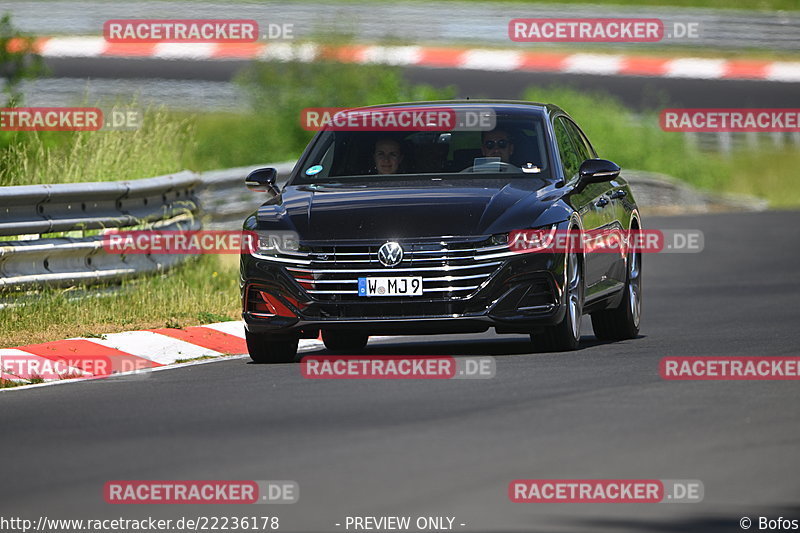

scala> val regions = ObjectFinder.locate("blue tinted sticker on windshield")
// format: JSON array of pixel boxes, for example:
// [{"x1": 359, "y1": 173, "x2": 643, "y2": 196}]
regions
[{"x1": 306, "y1": 165, "x2": 323, "y2": 176}]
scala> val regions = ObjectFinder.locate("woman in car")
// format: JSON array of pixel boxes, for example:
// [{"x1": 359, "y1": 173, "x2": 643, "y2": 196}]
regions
[{"x1": 372, "y1": 137, "x2": 405, "y2": 174}]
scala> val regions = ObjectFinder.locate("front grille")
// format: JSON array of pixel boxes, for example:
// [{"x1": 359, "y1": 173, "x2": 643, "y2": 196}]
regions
[{"x1": 255, "y1": 238, "x2": 517, "y2": 302}]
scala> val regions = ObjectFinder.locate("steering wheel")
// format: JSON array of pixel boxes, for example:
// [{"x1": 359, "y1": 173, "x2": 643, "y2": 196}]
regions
[{"x1": 459, "y1": 162, "x2": 524, "y2": 174}]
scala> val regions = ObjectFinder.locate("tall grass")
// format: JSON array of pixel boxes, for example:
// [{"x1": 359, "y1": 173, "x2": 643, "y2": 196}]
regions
[{"x1": 0, "y1": 109, "x2": 191, "y2": 186}]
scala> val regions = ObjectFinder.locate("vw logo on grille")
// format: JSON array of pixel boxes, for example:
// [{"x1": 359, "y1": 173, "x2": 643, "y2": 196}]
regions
[{"x1": 377, "y1": 242, "x2": 404, "y2": 267}]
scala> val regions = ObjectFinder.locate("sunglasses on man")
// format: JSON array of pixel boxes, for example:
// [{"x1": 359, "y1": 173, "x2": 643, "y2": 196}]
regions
[{"x1": 483, "y1": 139, "x2": 510, "y2": 149}]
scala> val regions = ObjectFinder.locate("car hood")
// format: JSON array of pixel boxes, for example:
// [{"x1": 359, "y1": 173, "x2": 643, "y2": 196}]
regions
[{"x1": 257, "y1": 178, "x2": 564, "y2": 240}]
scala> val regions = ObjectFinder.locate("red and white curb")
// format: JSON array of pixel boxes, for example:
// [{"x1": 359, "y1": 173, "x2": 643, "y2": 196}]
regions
[
  {"x1": 0, "y1": 321, "x2": 330, "y2": 390},
  {"x1": 16, "y1": 36, "x2": 800, "y2": 82}
]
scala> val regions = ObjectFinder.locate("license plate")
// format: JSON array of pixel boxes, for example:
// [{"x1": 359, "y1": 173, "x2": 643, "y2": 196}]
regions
[{"x1": 358, "y1": 276, "x2": 423, "y2": 297}]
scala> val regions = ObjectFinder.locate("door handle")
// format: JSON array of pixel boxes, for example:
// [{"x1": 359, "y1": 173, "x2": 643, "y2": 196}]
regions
[
  {"x1": 609, "y1": 189, "x2": 627, "y2": 199},
  {"x1": 595, "y1": 197, "x2": 609, "y2": 208}
]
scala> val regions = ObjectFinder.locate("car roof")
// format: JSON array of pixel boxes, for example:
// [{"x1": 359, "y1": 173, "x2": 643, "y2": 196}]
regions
[{"x1": 352, "y1": 100, "x2": 566, "y2": 119}]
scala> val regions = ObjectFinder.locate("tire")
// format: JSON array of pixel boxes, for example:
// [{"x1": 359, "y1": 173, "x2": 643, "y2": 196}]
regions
[
  {"x1": 246, "y1": 330, "x2": 299, "y2": 363},
  {"x1": 322, "y1": 330, "x2": 369, "y2": 352},
  {"x1": 532, "y1": 245, "x2": 584, "y2": 352},
  {"x1": 591, "y1": 242, "x2": 641, "y2": 341}
]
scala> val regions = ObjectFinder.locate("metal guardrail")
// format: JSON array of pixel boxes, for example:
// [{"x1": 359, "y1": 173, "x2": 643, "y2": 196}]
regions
[
  {"x1": 0, "y1": 172, "x2": 201, "y2": 291},
  {"x1": 622, "y1": 170, "x2": 768, "y2": 213},
  {"x1": 0, "y1": 162, "x2": 297, "y2": 293},
  {"x1": 688, "y1": 131, "x2": 800, "y2": 154}
]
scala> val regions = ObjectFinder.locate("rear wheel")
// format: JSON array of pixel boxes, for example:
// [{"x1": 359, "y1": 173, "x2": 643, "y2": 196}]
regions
[
  {"x1": 322, "y1": 330, "x2": 369, "y2": 352},
  {"x1": 532, "y1": 246, "x2": 584, "y2": 352},
  {"x1": 591, "y1": 240, "x2": 641, "y2": 341},
  {"x1": 246, "y1": 330, "x2": 299, "y2": 363}
]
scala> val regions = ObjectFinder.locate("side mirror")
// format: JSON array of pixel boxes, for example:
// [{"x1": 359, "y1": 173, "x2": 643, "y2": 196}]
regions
[
  {"x1": 245, "y1": 168, "x2": 280, "y2": 197},
  {"x1": 578, "y1": 159, "x2": 620, "y2": 184}
]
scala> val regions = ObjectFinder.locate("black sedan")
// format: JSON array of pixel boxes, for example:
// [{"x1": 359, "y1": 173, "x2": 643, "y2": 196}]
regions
[{"x1": 240, "y1": 101, "x2": 642, "y2": 362}]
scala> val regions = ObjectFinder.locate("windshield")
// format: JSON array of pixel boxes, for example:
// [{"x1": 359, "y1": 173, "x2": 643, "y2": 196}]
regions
[{"x1": 294, "y1": 112, "x2": 552, "y2": 183}]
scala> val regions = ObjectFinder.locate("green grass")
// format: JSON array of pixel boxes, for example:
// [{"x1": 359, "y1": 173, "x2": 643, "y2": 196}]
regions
[
  {"x1": 0, "y1": 375, "x2": 45, "y2": 389},
  {"x1": 721, "y1": 149, "x2": 800, "y2": 207},
  {"x1": 0, "y1": 378, "x2": 27, "y2": 388},
  {"x1": 0, "y1": 108, "x2": 191, "y2": 187},
  {"x1": 174, "y1": 355, "x2": 220, "y2": 364}
]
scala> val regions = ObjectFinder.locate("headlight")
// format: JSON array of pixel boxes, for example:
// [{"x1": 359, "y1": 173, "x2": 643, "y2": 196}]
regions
[
  {"x1": 508, "y1": 225, "x2": 559, "y2": 253},
  {"x1": 252, "y1": 230, "x2": 300, "y2": 255}
]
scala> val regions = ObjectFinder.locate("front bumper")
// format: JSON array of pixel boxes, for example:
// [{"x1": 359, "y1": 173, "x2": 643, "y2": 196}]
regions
[{"x1": 240, "y1": 243, "x2": 569, "y2": 336}]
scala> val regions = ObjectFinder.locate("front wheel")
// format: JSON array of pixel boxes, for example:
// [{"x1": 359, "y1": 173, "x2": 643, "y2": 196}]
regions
[
  {"x1": 591, "y1": 244, "x2": 641, "y2": 341},
  {"x1": 532, "y1": 248, "x2": 584, "y2": 352},
  {"x1": 246, "y1": 330, "x2": 299, "y2": 363}
]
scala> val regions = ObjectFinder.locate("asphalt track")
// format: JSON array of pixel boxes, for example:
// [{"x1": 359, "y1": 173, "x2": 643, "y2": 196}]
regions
[
  {"x1": 43, "y1": 56, "x2": 800, "y2": 109},
  {"x1": 2, "y1": 210, "x2": 799, "y2": 532}
]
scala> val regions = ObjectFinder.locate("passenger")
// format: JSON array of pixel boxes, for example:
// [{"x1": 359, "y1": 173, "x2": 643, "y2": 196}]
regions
[
  {"x1": 481, "y1": 129, "x2": 514, "y2": 163},
  {"x1": 372, "y1": 138, "x2": 404, "y2": 175}
]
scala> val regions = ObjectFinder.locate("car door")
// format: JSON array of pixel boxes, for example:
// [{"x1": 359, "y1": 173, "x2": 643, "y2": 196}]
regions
[
  {"x1": 552, "y1": 116, "x2": 612, "y2": 299},
  {"x1": 564, "y1": 118, "x2": 627, "y2": 292}
]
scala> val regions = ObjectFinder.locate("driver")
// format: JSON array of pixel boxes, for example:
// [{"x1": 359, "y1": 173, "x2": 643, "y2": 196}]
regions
[
  {"x1": 372, "y1": 137, "x2": 404, "y2": 174},
  {"x1": 481, "y1": 129, "x2": 514, "y2": 164}
]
